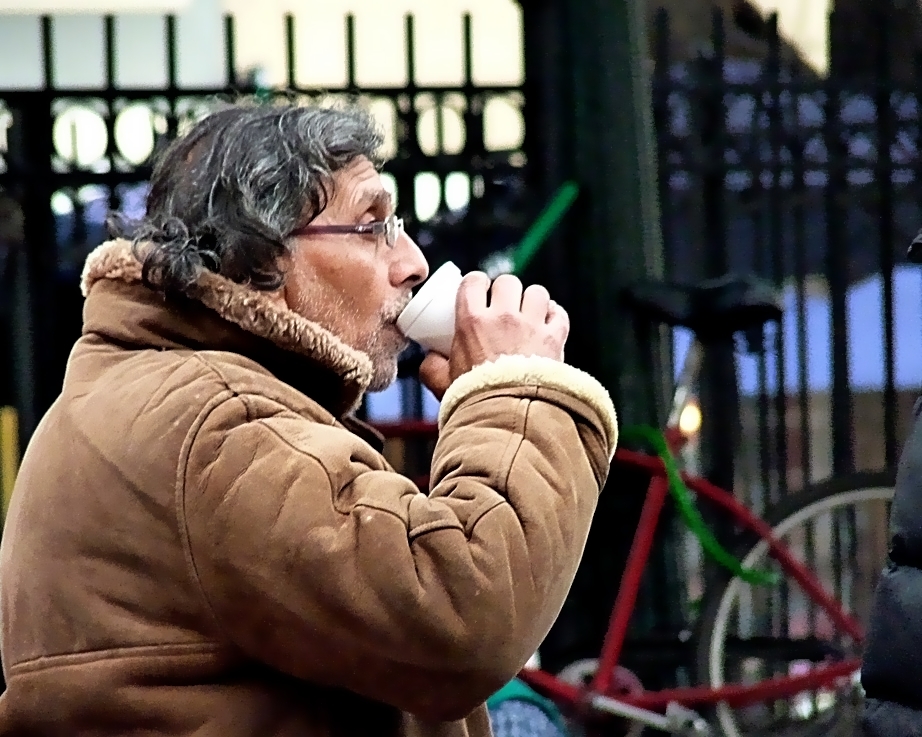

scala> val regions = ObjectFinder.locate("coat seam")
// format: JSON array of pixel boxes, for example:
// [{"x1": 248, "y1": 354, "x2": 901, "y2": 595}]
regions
[
  {"x1": 255, "y1": 418, "x2": 496, "y2": 541},
  {"x1": 254, "y1": 418, "x2": 358, "y2": 517},
  {"x1": 255, "y1": 420, "x2": 440, "y2": 537},
  {"x1": 177, "y1": 389, "x2": 346, "y2": 647},
  {"x1": 511, "y1": 397, "x2": 539, "y2": 593},
  {"x1": 502, "y1": 394, "x2": 533, "y2": 493},
  {"x1": 8, "y1": 641, "x2": 225, "y2": 677},
  {"x1": 446, "y1": 396, "x2": 529, "y2": 541},
  {"x1": 175, "y1": 360, "x2": 247, "y2": 640}
]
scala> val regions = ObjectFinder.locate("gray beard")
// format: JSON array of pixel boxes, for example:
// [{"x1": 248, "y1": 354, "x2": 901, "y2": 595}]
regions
[
  {"x1": 366, "y1": 359, "x2": 399, "y2": 393},
  {"x1": 361, "y1": 327, "x2": 408, "y2": 392},
  {"x1": 290, "y1": 288, "x2": 409, "y2": 393}
]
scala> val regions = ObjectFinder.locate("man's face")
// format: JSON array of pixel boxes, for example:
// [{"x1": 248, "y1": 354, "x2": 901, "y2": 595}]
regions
[{"x1": 282, "y1": 157, "x2": 429, "y2": 391}]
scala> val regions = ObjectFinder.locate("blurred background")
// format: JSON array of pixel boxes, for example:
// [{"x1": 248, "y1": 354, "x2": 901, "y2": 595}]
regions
[{"x1": 0, "y1": 0, "x2": 918, "y2": 729}]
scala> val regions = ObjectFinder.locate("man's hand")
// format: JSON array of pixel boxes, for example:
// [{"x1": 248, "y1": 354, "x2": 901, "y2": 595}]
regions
[
  {"x1": 419, "y1": 353, "x2": 452, "y2": 401},
  {"x1": 419, "y1": 273, "x2": 569, "y2": 400}
]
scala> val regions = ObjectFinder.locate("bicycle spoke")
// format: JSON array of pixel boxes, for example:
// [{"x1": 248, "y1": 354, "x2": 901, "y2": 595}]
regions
[{"x1": 697, "y1": 479, "x2": 892, "y2": 737}]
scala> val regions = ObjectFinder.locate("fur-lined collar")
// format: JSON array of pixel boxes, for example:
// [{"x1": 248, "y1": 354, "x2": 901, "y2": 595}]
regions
[{"x1": 81, "y1": 240, "x2": 375, "y2": 411}]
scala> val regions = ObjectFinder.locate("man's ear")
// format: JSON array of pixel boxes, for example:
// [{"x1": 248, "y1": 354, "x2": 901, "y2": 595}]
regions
[
  {"x1": 264, "y1": 249, "x2": 291, "y2": 308},
  {"x1": 269, "y1": 250, "x2": 293, "y2": 310}
]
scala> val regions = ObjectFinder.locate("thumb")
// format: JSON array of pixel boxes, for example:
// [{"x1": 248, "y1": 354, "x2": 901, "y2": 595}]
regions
[{"x1": 418, "y1": 352, "x2": 451, "y2": 400}]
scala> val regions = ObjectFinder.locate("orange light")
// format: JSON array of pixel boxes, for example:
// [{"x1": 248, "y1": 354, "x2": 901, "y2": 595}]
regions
[{"x1": 679, "y1": 402, "x2": 702, "y2": 436}]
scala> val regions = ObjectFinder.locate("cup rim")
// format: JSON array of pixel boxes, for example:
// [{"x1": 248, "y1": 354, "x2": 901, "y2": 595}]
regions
[{"x1": 396, "y1": 261, "x2": 462, "y2": 335}]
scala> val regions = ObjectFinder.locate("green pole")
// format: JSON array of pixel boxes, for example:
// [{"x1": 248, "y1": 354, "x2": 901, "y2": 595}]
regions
[
  {"x1": 512, "y1": 181, "x2": 580, "y2": 275},
  {"x1": 521, "y1": 0, "x2": 666, "y2": 423},
  {"x1": 520, "y1": 0, "x2": 679, "y2": 670}
]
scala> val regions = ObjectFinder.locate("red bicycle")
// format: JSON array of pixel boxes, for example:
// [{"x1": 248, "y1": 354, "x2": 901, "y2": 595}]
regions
[{"x1": 377, "y1": 275, "x2": 894, "y2": 737}]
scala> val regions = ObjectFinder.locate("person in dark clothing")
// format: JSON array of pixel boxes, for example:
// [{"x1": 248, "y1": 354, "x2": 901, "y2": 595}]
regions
[{"x1": 861, "y1": 399, "x2": 922, "y2": 736}]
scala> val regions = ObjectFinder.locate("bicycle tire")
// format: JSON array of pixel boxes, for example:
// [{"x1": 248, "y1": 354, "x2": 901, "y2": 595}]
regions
[{"x1": 694, "y1": 470, "x2": 895, "y2": 737}]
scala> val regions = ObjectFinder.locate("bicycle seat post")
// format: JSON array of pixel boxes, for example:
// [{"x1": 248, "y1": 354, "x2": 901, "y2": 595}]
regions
[
  {"x1": 697, "y1": 333, "x2": 741, "y2": 499},
  {"x1": 623, "y1": 273, "x2": 783, "y2": 511},
  {"x1": 666, "y1": 338, "x2": 704, "y2": 431}
]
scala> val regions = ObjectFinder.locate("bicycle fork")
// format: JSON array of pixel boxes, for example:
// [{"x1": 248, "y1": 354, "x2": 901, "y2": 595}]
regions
[
  {"x1": 583, "y1": 473, "x2": 715, "y2": 736},
  {"x1": 571, "y1": 339, "x2": 713, "y2": 735},
  {"x1": 588, "y1": 696, "x2": 713, "y2": 736}
]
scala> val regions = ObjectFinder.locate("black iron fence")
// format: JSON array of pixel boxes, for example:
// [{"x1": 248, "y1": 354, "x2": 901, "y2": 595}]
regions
[
  {"x1": 0, "y1": 5, "x2": 918, "y2": 502},
  {"x1": 0, "y1": 1, "x2": 917, "y2": 681},
  {"x1": 0, "y1": 11, "x2": 529, "y2": 446},
  {"x1": 650, "y1": 8, "x2": 922, "y2": 512}
]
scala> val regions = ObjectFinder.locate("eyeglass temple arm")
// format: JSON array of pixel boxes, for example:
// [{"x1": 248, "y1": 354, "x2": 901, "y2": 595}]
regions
[{"x1": 293, "y1": 223, "x2": 377, "y2": 235}]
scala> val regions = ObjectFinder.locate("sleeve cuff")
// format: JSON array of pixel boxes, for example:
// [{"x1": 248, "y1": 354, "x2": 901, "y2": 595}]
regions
[{"x1": 438, "y1": 354, "x2": 619, "y2": 459}]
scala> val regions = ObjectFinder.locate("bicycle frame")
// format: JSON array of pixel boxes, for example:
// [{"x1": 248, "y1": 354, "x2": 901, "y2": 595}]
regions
[
  {"x1": 374, "y1": 337, "x2": 865, "y2": 716},
  {"x1": 520, "y1": 448, "x2": 863, "y2": 712}
]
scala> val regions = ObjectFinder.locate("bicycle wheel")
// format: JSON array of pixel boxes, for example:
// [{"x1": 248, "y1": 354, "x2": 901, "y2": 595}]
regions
[{"x1": 695, "y1": 471, "x2": 895, "y2": 737}]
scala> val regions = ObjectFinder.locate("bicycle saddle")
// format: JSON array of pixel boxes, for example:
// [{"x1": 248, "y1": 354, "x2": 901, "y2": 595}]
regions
[{"x1": 623, "y1": 274, "x2": 783, "y2": 340}]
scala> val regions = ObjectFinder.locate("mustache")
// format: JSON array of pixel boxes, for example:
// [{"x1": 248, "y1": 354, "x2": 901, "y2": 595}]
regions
[{"x1": 384, "y1": 292, "x2": 413, "y2": 324}]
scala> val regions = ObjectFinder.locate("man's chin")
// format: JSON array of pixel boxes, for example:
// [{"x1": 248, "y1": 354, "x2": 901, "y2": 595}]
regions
[
  {"x1": 366, "y1": 359, "x2": 400, "y2": 394},
  {"x1": 361, "y1": 326, "x2": 407, "y2": 393}
]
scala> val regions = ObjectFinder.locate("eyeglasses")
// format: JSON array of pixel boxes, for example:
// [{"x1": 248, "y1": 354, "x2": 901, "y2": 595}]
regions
[{"x1": 291, "y1": 213, "x2": 405, "y2": 248}]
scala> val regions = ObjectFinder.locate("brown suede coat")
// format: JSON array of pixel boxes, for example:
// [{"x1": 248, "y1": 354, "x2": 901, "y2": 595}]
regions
[{"x1": 0, "y1": 240, "x2": 618, "y2": 736}]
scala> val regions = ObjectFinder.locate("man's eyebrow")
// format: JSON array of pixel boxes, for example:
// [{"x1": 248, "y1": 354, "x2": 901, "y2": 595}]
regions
[{"x1": 354, "y1": 188, "x2": 394, "y2": 214}]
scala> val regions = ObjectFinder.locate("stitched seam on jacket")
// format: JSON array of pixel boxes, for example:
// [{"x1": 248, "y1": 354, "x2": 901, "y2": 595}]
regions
[
  {"x1": 253, "y1": 423, "x2": 435, "y2": 547},
  {"x1": 407, "y1": 517, "x2": 473, "y2": 538},
  {"x1": 8, "y1": 642, "x2": 224, "y2": 676},
  {"x1": 483, "y1": 396, "x2": 531, "y2": 552},
  {"x1": 258, "y1": 418, "x2": 488, "y2": 543},
  {"x1": 410, "y1": 395, "x2": 529, "y2": 543},
  {"x1": 179, "y1": 396, "x2": 344, "y2": 645},
  {"x1": 254, "y1": 418, "x2": 352, "y2": 513},
  {"x1": 256, "y1": 419, "x2": 423, "y2": 533},
  {"x1": 502, "y1": 394, "x2": 532, "y2": 493},
  {"x1": 253, "y1": 421, "x2": 436, "y2": 539},
  {"x1": 442, "y1": 395, "x2": 530, "y2": 541},
  {"x1": 176, "y1": 358, "x2": 247, "y2": 637},
  {"x1": 511, "y1": 398, "x2": 538, "y2": 592},
  {"x1": 195, "y1": 352, "x2": 336, "y2": 423}
]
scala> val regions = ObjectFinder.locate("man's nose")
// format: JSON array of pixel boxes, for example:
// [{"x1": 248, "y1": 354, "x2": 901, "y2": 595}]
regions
[{"x1": 392, "y1": 231, "x2": 429, "y2": 288}]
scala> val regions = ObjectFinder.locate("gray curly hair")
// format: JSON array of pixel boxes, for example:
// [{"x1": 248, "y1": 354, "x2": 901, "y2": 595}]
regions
[{"x1": 108, "y1": 101, "x2": 384, "y2": 295}]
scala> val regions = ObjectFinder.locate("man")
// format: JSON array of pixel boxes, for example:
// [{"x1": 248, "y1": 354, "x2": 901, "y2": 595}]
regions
[
  {"x1": 861, "y1": 394, "x2": 922, "y2": 737},
  {"x1": 860, "y1": 231, "x2": 922, "y2": 737},
  {"x1": 0, "y1": 102, "x2": 618, "y2": 736}
]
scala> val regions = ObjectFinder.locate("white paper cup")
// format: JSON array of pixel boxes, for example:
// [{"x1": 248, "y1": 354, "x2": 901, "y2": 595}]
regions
[{"x1": 396, "y1": 261, "x2": 463, "y2": 356}]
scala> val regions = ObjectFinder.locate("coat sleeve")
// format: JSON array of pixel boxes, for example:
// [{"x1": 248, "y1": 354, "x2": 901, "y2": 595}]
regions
[{"x1": 181, "y1": 355, "x2": 618, "y2": 722}]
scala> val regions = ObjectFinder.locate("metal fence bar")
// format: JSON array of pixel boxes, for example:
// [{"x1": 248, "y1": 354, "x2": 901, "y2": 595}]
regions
[
  {"x1": 224, "y1": 15, "x2": 237, "y2": 90},
  {"x1": 823, "y1": 10, "x2": 855, "y2": 476},
  {"x1": 103, "y1": 16, "x2": 120, "y2": 216},
  {"x1": 765, "y1": 14, "x2": 789, "y2": 501},
  {"x1": 5, "y1": 17, "x2": 57, "y2": 442},
  {"x1": 652, "y1": 9, "x2": 671, "y2": 281},
  {"x1": 697, "y1": 10, "x2": 740, "y2": 543},
  {"x1": 346, "y1": 14, "x2": 357, "y2": 92},
  {"x1": 165, "y1": 16, "x2": 178, "y2": 95},
  {"x1": 790, "y1": 66, "x2": 812, "y2": 486},
  {"x1": 875, "y1": 8, "x2": 898, "y2": 468},
  {"x1": 285, "y1": 14, "x2": 296, "y2": 90},
  {"x1": 398, "y1": 12, "x2": 424, "y2": 425}
]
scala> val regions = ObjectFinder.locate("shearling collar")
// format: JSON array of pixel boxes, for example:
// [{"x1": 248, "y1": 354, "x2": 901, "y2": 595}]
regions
[{"x1": 80, "y1": 239, "x2": 375, "y2": 415}]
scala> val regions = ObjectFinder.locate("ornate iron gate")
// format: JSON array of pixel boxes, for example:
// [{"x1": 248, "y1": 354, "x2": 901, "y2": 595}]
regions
[{"x1": 0, "y1": 11, "x2": 530, "y2": 446}]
